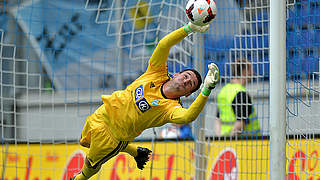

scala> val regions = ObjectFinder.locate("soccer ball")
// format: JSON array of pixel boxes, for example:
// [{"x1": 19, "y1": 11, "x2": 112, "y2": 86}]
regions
[{"x1": 185, "y1": 0, "x2": 217, "y2": 26}]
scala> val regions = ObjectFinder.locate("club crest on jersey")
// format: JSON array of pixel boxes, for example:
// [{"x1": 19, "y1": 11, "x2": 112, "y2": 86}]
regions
[
  {"x1": 136, "y1": 98, "x2": 151, "y2": 113},
  {"x1": 135, "y1": 85, "x2": 144, "y2": 100}
]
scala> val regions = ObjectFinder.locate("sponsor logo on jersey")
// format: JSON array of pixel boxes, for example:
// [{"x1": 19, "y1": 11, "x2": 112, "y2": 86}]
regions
[
  {"x1": 151, "y1": 99, "x2": 160, "y2": 105},
  {"x1": 135, "y1": 85, "x2": 144, "y2": 100},
  {"x1": 150, "y1": 81, "x2": 155, "y2": 88},
  {"x1": 136, "y1": 98, "x2": 151, "y2": 113}
]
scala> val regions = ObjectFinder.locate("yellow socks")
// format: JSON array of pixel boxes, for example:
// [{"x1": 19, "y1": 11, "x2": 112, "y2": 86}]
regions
[
  {"x1": 74, "y1": 160, "x2": 101, "y2": 180},
  {"x1": 122, "y1": 144, "x2": 138, "y2": 157},
  {"x1": 74, "y1": 172, "x2": 86, "y2": 180}
]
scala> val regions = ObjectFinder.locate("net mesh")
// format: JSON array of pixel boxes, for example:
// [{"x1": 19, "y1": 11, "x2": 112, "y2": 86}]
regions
[{"x1": 0, "y1": 0, "x2": 320, "y2": 179}]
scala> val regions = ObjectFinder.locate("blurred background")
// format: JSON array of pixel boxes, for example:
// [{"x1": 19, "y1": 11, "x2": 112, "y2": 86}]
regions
[{"x1": 0, "y1": 0, "x2": 319, "y2": 179}]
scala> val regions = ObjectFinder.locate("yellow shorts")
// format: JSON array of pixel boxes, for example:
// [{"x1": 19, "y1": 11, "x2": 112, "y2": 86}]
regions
[{"x1": 80, "y1": 105, "x2": 128, "y2": 167}]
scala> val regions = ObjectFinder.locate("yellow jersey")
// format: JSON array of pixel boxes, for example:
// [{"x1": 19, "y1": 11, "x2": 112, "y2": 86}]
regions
[{"x1": 100, "y1": 27, "x2": 208, "y2": 141}]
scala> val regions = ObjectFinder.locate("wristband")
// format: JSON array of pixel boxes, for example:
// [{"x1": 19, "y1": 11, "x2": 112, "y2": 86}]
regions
[
  {"x1": 184, "y1": 24, "x2": 193, "y2": 34},
  {"x1": 201, "y1": 87, "x2": 211, "y2": 96}
]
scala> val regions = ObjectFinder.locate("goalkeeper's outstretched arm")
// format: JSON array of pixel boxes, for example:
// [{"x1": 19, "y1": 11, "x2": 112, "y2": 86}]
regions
[{"x1": 148, "y1": 23, "x2": 209, "y2": 68}]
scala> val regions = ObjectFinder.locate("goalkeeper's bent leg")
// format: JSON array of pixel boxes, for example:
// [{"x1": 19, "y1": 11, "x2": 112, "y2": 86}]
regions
[
  {"x1": 74, "y1": 158, "x2": 101, "y2": 180},
  {"x1": 122, "y1": 144, "x2": 138, "y2": 157}
]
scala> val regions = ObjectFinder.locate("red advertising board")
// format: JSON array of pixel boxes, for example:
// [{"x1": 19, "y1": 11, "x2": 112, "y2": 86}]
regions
[{"x1": 1, "y1": 139, "x2": 319, "y2": 179}]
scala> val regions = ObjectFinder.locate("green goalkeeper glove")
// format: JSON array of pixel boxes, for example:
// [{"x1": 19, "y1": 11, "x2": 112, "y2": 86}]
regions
[
  {"x1": 134, "y1": 147, "x2": 152, "y2": 170},
  {"x1": 184, "y1": 22, "x2": 210, "y2": 34},
  {"x1": 201, "y1": 63, "x2": 219, "y2": 96}
]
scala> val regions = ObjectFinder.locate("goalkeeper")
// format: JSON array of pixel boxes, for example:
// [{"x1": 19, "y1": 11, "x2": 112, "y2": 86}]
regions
[{"x1": 71, "y1": 23, "x2": 219, "y2": 180}]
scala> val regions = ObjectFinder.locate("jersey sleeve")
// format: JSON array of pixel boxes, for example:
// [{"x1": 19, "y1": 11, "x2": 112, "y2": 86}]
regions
[
  {"x1": 231, "y1": 91, "x2": 253, "y2": 123},
  {"x1": 169, "y1": 93, "x2": 208, "y2": 124},
  {"x1": 146, "y1": 26, "x2": 188, "y2": 72}
]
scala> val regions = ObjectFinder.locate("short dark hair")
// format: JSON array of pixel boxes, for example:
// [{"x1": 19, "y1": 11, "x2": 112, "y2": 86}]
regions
[
  {"x1": 180, "y1": 69, "x2": 202, "y2": 93},
  {"x1": 231, "y1": 58, "x2": 252, "y2": 77}
]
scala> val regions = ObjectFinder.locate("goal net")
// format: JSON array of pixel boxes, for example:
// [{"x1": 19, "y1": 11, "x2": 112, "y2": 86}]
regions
[
  {"x1": 203, "y1": 0, "x2": 320, "y2": 179},
  {"x1": 1, "y1": 0, "x2": 196, "y2": 179}
]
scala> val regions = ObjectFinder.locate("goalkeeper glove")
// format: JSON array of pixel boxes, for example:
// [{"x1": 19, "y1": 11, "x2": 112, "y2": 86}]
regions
[
  {"x1": 184, "y1": 22, "x2": 210, "y2": 34},
  {"x1": 134, "y1": 147, "x2": 152, "y2": 170},
  {"x1": 201, "y1": 63, "x2": 219, "y2": 96}
]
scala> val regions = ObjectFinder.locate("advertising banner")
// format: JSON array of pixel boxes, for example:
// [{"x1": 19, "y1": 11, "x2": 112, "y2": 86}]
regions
[
  {"x1": 1, "y1": 139, "x2": 319, "y2": 180},
  {"x1": 0, "y1": 141, "x2": 195, "y2": 180}
]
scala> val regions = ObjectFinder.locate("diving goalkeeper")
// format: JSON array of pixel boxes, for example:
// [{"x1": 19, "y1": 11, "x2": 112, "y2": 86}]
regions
[{"x1": 71, "y1": 23, "x2": 219, "y2": 180}]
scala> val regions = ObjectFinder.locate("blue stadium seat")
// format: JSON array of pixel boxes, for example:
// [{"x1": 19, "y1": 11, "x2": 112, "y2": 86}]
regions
[
  {"x1": 286, "y1": 46, "x2": 319, "y2": 76},
  {"x1": 303, "y1": 56, "x2": 319, "y2": 74},
  {"x1": 204, "y1": 1, "x2": 320, "y2": 80},
  {"x1": 287, "y1": 30, "x2": 314, "y2": 47},
  {"x1": 204, "y1": 36, "x2": 234, "y2": 77},
  {"x1": 234, "y1": 35, "x2": 268, "y2": 49},
  {"x1": 255, "y1": 9, "x2": 269, "y2": 21},
  {"x1": 314, "y1": 30, "x2": 320, "y2": 43},
  {"x1": 251, "y1": 21, "x2": 268, "y2": 34},
  {"x1": 287, "y1": 55, "x2": 302, "y2": 75},
  {"x1": 205, "y1": 35, "x2": 235, "y2": 50},
  {"x1": 251, "y1": 9, "x2": 269, "y2": 35}
]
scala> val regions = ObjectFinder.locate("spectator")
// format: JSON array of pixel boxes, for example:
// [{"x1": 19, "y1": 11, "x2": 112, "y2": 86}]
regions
[{"x1": 214, "y1": 58, "x2": 260, "y2": 136}]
